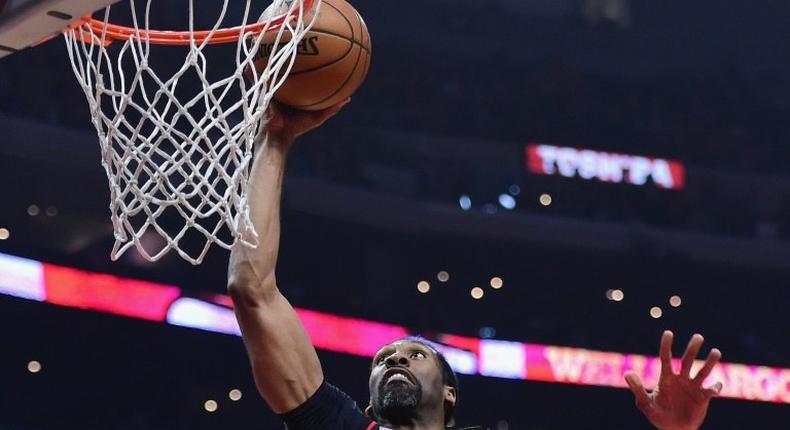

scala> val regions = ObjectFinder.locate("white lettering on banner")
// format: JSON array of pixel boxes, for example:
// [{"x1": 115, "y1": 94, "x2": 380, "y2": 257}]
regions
[
  {"x1": 628, "y1": 156, "x2": 652, "y2": 186},
  {"x1": 540, "y1": 347, "x2": 790, "y2": 404},
  {"x1": 526, "y1": 144, "x2": 685, "y2": 190},
  {"x1": 544, "y1": 347, "x2": 626, "y2": 386},
  {"x1": 719, "y1": 364, "x2": 790, "y2": 402},
  {"x1": 536, "y1": 145, "x2": 558, "y2": 174},
  {"x1": 544, "y1": 347, "x2": 587, "y2": 382},
  {"x1": 598, "y1": 154, "x2": 625, "y2": 182},
  {"x1": 557, "y1": 147, "x2": 577, "y2": 178},
  {"x1": 578, "y1": 150, "x2": 598, "y2": 180},
  {"x1": 651, "y1": 160, "x2": 675, "y2": 189}
]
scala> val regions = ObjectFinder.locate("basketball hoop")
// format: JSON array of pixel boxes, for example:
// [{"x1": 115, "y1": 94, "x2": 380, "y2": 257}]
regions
[{"x1": 63, "y1": 0, "x2": 320, "y2": 265}]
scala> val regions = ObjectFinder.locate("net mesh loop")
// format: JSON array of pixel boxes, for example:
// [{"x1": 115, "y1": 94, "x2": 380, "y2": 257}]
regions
[{"x1": 64, "y1": 0, "x2": 320, "y2": 264}]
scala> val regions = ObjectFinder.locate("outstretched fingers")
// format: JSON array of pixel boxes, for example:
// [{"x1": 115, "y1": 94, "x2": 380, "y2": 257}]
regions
[
  {"x1": 624, "y1": 370, "x2": 651, "y2": 411},
  {"x1": 659, "y1": 330, "x2": 675, "y2": 376},
  {"x1": 693, "y1": 348, "x2": 722, "y2": 386},
  {"x1": 680, "y1": 334, "x2": 704, "y2": 378},
  {"x1": 307, "y1": 98, "x2": 351, "y2": 126}
]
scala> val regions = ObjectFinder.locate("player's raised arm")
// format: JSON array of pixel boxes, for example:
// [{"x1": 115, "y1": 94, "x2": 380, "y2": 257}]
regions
[{"x1": 227, "y1": 100, "x2": 349, "y2": 413}]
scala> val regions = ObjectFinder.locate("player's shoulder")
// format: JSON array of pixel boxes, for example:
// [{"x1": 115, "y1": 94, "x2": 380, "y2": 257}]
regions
[{"x1": 282, "y1": 380, "x2": 375, "y2": 430}]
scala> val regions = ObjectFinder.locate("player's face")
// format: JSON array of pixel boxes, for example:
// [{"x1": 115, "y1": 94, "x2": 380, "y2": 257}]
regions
[{"x1": 367, "y1": 341, "x2": 447, "y2": 425}]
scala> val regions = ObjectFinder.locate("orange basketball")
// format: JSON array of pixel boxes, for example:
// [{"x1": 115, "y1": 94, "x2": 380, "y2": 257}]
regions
[{"x1": 252, "y1": 0, "x2": 371, "y2": 111}]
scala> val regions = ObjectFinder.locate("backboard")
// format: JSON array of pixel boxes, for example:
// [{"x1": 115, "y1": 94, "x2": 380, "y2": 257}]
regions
[{"x1": 0, "y1": 0, "x2": 119, "y2": 58}]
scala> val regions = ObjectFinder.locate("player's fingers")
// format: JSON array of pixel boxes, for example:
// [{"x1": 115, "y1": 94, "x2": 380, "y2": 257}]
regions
[
  {"x1": 659, "y1": 330, "x2": 674, "y2": 376},
  {"x1": 693, "y1": 348, "x2": 722, "y2": 385},
  {"x1": 312, "y1": 97, "x2": 351, "y2": 123},
  {"x1": 680, "y1": 334, "x2": 704, "y2": 378},
  {"x1": 294, "y1": 99, "x2": 349, "y2": 134},
  {"x1": 287, "y1": 98, "x2": 350, "y2": 138},
  {"x1": 703, "y1": 381, "x2": 724, "y2": 398},
  {"x1": 624, "y1": 371, "x2": 651, "y2": 410}
]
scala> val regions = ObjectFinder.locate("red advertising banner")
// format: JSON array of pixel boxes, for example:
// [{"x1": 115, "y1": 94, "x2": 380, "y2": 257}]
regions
[{"x1": 1, "y1": 252, "x2": 787, "y2": 404}]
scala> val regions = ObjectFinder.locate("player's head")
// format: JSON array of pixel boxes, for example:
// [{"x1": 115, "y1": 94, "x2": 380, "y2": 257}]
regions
[{"x1": 365, "y1": 336, "x2": 459, "y2": 428}]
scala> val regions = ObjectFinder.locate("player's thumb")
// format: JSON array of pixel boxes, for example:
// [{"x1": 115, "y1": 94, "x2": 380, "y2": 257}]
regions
[
  {"x1": 313, "y1": 98, "x2": 351, "y2": 123},
  {"x1": 624, "y1": 371, "x2": 651, "y2": 409}
]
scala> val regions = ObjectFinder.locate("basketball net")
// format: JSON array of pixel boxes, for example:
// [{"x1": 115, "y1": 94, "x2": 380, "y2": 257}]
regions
[{"x1": 63, "y1": 0, "x2": 320, "y2": 264}]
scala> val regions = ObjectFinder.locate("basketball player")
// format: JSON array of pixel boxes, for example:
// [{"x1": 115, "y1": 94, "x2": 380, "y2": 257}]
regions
[{"x1": 228, "y1": 101, "x2": 724, "y2": 429}]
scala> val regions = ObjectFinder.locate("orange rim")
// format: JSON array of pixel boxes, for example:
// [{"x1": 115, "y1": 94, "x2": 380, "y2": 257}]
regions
[{"x1": 69, "y1": 0, "x2": 316, "y2": 46}]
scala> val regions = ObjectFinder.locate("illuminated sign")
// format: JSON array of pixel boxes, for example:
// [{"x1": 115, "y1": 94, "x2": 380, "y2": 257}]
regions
[
  {"x1": 1, "y1": 252, "x2": 787, "y2": 404},
  {"x1": 526, "y1": 144, "x2": 686, "y2": 190}
]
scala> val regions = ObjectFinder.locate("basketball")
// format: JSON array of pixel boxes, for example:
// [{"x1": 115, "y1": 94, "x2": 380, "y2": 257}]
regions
[{"x1": 252, "y1": 0, "x2": 371, "y2": 111}]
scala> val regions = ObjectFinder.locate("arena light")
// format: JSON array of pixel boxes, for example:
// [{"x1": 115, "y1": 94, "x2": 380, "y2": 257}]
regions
[
  {"x1": 479, "y1": 327, "x2": 496, "y2": 339},
  {"x1": 203, "y1": 400, "x2": 218, "y2": 412},
  {"x1": 526, "y1": 144, "x2": 686, "y2": 190},
  {"x1": 0, "y1": 251, "x2": 788, "y2": 405},
  {"x1": 498, "y1": 194, "x2": 516, "y2": 210},
  {"x1": 459, "y1": 195, "x2": 472, "y2": 211},
  {"x1": 27, "y1": 360, "x2": 42, "y2": 373}
]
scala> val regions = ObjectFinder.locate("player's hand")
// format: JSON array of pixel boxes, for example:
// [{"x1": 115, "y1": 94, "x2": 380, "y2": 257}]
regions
[
  {"x1": 625, "y1": 331, "x2": 723, "y2": 430},
  {"x1": 262, "y1": 98, "x2": 350, "y2": 149}
]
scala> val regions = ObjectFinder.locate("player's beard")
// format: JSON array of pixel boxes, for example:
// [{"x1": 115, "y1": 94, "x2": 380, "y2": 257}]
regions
[{"x1": 374, "y1": 380, "x2": 422, "y2": 426}]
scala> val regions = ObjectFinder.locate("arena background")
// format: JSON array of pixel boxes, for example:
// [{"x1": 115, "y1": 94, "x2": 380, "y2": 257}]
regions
[{"x1": 1, "y1": 0, "x2": 789, "y2": 428}]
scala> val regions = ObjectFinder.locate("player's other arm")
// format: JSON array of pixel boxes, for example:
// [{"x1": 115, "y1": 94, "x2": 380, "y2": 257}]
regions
[
  {"x1": 227, "y1": 101, "x2": 348, "y2": 414},
  {"x1": 625, "y1": 331, "x2": 723, "y2": 430}
]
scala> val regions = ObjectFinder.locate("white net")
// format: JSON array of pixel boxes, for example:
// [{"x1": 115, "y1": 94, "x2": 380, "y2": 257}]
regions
[{"x1": 63, "y1": 0, "x2": 320, "y2": 264}]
